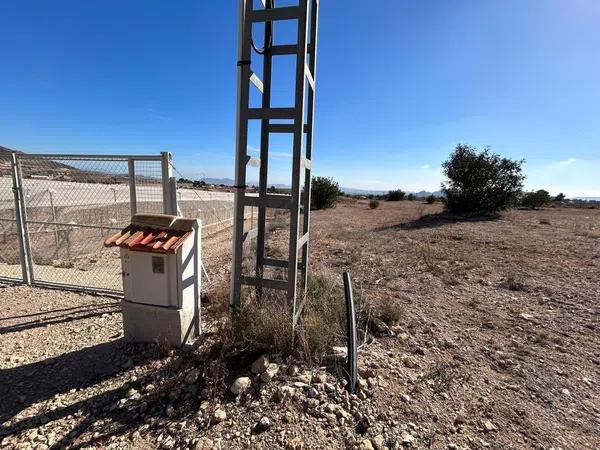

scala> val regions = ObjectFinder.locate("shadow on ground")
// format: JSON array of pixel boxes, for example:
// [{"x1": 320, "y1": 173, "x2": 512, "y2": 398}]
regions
[
  {"x1": 0, "y1": 304, "x2": 120, "y2": 334},
  {"x1": 376, "y1": 212, "x2": 499, "y2": 231},
  {"x1": 0, "y1": 339, "x2": 153, "y2": 423},
  {"x1": 0, "y1": 334, "x2": 231, "y2": 449}
]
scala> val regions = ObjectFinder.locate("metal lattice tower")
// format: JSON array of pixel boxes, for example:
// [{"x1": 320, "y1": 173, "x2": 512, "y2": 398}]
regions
[{"x1": 230, "y1": 0, "x2": 319, "y2": 326}]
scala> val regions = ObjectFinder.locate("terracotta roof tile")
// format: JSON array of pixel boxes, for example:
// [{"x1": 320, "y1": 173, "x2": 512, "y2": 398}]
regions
[{"x1": 104, "y1": 225, "x2": 191, "y2": 254}]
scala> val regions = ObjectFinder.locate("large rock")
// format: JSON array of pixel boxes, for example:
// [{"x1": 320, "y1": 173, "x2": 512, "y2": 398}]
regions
[{"x1": 230, "y1": 377, "x2": 251, "y2": 395}]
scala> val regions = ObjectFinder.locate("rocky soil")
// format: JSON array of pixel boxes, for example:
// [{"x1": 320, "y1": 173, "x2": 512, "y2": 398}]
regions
[{"x1": 1, "y1": 201, "x2": 599, "y2": 449}]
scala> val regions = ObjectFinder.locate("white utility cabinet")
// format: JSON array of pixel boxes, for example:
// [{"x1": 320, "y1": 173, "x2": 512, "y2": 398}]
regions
[{"x1": 104, "y1": 213, "x2": 201, "y2": 346}]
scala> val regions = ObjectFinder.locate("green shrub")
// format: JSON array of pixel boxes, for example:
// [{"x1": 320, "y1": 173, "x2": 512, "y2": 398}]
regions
[
  {"x1": 407, "y1": 193, "x2": 416, "y2": 201},
  {"x1": 369, "y1": 199, "x2": 380, "y2": 209},
  {"x1": 426, "y1": 194, "x2": 436, "y2": 204},
  {"x1": 311, "y1": 176, "x2": 341, "y2": 210},
  {"x1": 387, "y1": 189, "x2": 406, "y2": 201},
  {"x1": 521, "y1": 189, "x2": 552, "y2": 209},
  {"x1": 442, "y1": 144, "x2": 525, "y2": 214}
]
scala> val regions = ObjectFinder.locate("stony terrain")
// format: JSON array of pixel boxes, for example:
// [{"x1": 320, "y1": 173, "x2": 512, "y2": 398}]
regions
[{"x1": 1, "y1": 201, "x2": 599, "y2": 449}]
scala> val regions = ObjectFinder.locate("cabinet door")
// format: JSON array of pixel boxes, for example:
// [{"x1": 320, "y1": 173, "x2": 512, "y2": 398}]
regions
[{"x1": 126, "y1": 252, "x2": 172, "y2": 307}]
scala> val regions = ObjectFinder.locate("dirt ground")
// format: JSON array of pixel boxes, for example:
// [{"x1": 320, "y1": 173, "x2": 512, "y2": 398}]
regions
[{"x1": 1, "y1": 200, "x2": 599, "y2": 449}]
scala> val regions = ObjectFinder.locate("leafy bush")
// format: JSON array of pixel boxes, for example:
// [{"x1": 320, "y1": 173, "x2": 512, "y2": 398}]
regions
[
  {"x1": 442, "y1": 144, "x2": 525, "y2": 214},
  {"x1": 554, "y1": 192, "x2": 566, "y2": 202},
  {"x1": 387, "y1": 189, "x2": 406, "y2": 201},
  {"x1": 521, "y1": 189, "x2": 552, "y2": 209},
  {"x1": 369, "y1": 199, "x2": 380, "y2": 209},
  {"x1": 407, "y1": 193, "x2": 416, "y2": 201},
  {"x1": 426, "y1": 194, "x2": 436, "y2": 204},
  {"x1": 311, "y1": 176, "x2": 341, "y2": 210}
]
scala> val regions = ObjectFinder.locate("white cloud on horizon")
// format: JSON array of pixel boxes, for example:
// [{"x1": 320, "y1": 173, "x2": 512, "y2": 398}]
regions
[{"x1": 558, "y1": 157, "x2": 577, "y2": 165}]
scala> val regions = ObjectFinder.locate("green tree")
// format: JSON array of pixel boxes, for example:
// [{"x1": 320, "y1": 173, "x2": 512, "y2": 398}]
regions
[
  {"x1": 387, "y1": 189, "x2": 406, "y2": 201},
  {"x1": 521, "y1": 189, "x2": 552, "y2": 209},
  {"x1": 311, "y1": 176, "x2": 341, "y2": 210},
  {"x1": 554, "y1": 192, "x2": 566, "y2": 202},
  {"x1": 442, "y1": 144, "x2": 525, "y2": 213}
]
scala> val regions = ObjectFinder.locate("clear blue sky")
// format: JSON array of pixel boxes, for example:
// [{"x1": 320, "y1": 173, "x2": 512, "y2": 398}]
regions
[{"x1": 1, "y1": 1, "x2": 599, "y2": 197}]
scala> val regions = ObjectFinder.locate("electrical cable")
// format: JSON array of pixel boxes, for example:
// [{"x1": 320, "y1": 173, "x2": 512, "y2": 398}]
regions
[{"x1": 251, "y1": 0, "x2": 274, "y2": 55}]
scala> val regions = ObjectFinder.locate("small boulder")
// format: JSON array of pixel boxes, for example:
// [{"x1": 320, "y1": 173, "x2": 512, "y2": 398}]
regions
[
  {"x1": 213, "y1": 408, "x2": 227, "y2": 423},
  {"x1": 251, "y1": 355, "x2": 269, "y2": 374},
  {"x1": 483, "y1": 420, "x2": 497, "y2": 432},
  {"x1": 254, "y1": 416, "x2": 272, "y2": 433},
  {"x1": 230, "y1": 377, "x2": 251, "y2": 395},
  {"x1": 260, "y1": 363, "x2": 280, "y2": 383},
  {"x1": 276, "y1": 385, "x2": 296, "y2": 402},
  {"x1": 371, "y1": 435, "x2": 386, "y2": 450},
  {"x1": 185, "y1": 369, "x2": 200, "y2": 385},
  {"x1": 358, "y1": 439, "x2": 375, "y2": 450},
  {"x1": 401, "y1": 431, "x2": 415, "y2": 444},
  {"x1": 287, "y1": 437, "x2": 304, "y2": 450}
]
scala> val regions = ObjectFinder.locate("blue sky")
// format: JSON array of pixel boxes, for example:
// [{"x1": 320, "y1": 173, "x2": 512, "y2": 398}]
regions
[{"x1": 1, "y1": 1, "x2": 599, "y2": 197}]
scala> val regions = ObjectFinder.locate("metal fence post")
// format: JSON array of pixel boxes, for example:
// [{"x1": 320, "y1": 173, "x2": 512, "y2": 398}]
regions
[
  {"x1": 128, "y1": 158, "x2": 137, "y2": 215},
  {"x1": 170, "y1": 177, "x2": 180, "y2": 216},
  {"x1": 10, "y1": 153, "x2": 33, "y2": 285},
  {"x1": 161, "y1": 152, "x2": 178, "y2": 215}
]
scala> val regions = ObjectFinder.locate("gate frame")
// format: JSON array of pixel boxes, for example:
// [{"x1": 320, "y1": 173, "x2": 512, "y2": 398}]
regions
[{"x1": 1, "y1": 151, "x2": 175, "y2": 295}]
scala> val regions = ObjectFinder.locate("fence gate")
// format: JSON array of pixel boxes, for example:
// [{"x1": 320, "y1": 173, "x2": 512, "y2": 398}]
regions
[{"x1": 0, "y1": 152, "x2": 175, "y2": 294}]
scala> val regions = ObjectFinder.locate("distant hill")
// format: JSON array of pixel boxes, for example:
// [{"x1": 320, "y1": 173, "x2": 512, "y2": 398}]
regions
[
  {"x1": 0, "y1": 145, "x2": 72, "y2": 177},
  {"x1": 198, "y1": 177, "x2": 445, "y2": 197},
  {"x1": 413, "y1": 190, "x2": 444, "y2": 198},
  {"x1": 0, "y1": 145, "x2": 131, "y2": 183}
]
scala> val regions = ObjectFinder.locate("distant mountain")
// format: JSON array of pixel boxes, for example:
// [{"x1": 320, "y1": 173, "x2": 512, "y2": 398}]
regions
[
  {"x1": 0, "y1": 145, "x2": 24, "y2": 156},
  {"x1": 200, "y1": 178, "x2": 289, "y2": 189},
  {"x1": 340, "y1": 187, "x2": 386, "y2": 196},
  {"x1": 0, "y1": 145, "x2": 134, "y2": 183},
  {"x1": 198, "y1": 178, "x2": 445, "y2": 197},
  {"x1": 200, "y1": 177, "x2": 236, "y2": 186},
  {"x1": 413, "y1": 190, "x2": 444, "y2": 198}
]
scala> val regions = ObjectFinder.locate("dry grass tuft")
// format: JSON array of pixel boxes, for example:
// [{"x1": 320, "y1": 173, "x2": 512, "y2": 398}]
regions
[
  {"x1": 500, "y1": 275, "x2": 528, "y2": 292},
  {"x1": 222, "y1": 274, "x2": 348, "y2": 363},
  {"x1": 373, "y1": 297, "x2": 402, "y2": 325}
]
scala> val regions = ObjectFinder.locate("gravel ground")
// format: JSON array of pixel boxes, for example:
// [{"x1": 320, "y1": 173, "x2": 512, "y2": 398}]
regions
[{"x1": 1, "y1": 201, "x2": 599, "y2": 450}]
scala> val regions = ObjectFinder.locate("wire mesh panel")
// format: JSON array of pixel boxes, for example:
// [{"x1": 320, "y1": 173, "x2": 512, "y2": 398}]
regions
[
  {"x1": 133, "y1": 159, "x2": 164, "y2": 215},
  {"x1": 0, "y1": 155, "x2": 22, "y2": 281},
  {"x1": 173, "y1": 184, "x2": 260, "y2": 238},
  {"x1": 17, "y1": 154, "x2": 164, "y2": 293}
]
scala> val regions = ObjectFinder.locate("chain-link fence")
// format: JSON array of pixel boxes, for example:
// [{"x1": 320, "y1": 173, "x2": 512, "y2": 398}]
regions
[
  {"x1": 0, "y1": 151, "x2": 250, "y2": 294},
  {"x1": 0, "y1": 153, "x2": 168, "y2": 293},
  {"x1": 0, "y1": 154, "x2": 22, "y2": 281}
]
